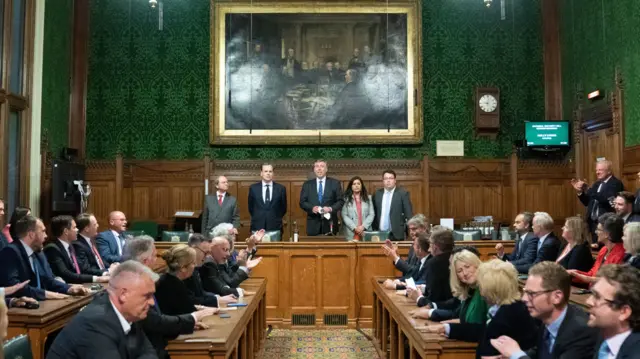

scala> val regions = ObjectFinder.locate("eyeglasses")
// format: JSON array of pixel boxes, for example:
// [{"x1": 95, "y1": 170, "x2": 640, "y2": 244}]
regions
[
  {"x1": 522, "y1": 289, "x2": 553, "y2": 300},
  {"x1": 589, "y1": 290, "x2": 618, "y2": 308}
]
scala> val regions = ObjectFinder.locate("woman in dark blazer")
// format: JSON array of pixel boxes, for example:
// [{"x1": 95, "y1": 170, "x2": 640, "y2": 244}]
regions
[
  {"x1": 410, "y1": 249, "x2": 487, "y2": 324},
  {"x1": 623, "y1": 222, "x2": 640, "y2": 269},
  {"x1": 556, "y1": 216, "x2": 594, "y2": 272},
  {"x1": 155, "y1": 244, "x2": 218, "y2": 316},
  {"x1": 424, "y1": 259, "x2": 537, "y2": 358}
]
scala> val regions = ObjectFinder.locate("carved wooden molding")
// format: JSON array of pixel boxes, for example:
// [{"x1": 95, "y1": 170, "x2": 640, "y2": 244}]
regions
[{"x1": 609, "y1": 68, "x2": 623, "y2": 136}]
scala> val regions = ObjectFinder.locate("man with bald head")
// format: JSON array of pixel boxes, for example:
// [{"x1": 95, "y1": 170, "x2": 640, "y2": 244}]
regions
[
  {"x1": 47, "y1": 261, "x2": 158, "y2": 359},
  {"x1": 96, "y1": 211, "x2": 128, "y2": 265},
  {"x1": 571, "y1": 160, "x2": 624, "y2": 243},
  {"x1": 202, "y1": 176, "x2": 240, "y2": 235}
]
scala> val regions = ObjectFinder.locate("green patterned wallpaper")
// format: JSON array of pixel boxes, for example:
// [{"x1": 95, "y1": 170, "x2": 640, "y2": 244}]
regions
[
  {"x1": 86, "y1": 0, "x2": 544, "y2": 160},
  {"x1": 560, "y1": 0, "x2": 640, "y2": 147},
  {"x1": 41, "y1": 0, "x2": 73, "y2": 156}
]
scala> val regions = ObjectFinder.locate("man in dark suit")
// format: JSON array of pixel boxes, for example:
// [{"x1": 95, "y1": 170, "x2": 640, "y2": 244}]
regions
[
  {"x1": 44, "y1": 215, "x2": 110, "y2": 284},
  {"x1": 571, "y1": 160, "x2": 625, "y2": 244},
  {"x1": 46, "y1": 261, "x2": 159, "y2": 359},
  {"x1": 0, "y1": 215, "x2": 89, "y2": 301},
  {"x1": 613, "y1": 191, "x2": 640, "y2": 224},
  {"x1": 491, "y1": 262, "x2": 598, "y2": 359},
  {"x1": 408, "y1": 228, "x2": 454, "y2": 306},
  {"x1": 373, "y1": 169, "x2": 414, "y2": 240},
  {"x1": 299, "y1": 159, "x2": 344, "y2": 236},
  {"x1": 381, "y1": 214, "x2": 429, "y2": 288},
  {"x1": 96, "y1": 210, "x2": 128, "y2": 265},
  {"x1": 0, "y1": 199, "x2": 7, "y2": 251},
  {"x1": 202, "y1": 176, "x2": 240, "y2": 235},
  {"x1": 586, "y1": 264, "x2": 640, "y2": 359},
  {"x1": 496, "y1": 212, "x2": 539, "y2": 273},
  {"x1": 524, "y1": 212, "x2": 563, "y2": 272},
  {"x1": 73, "y1": 213, "x2": 110, "y2": 274},
  {"x1": 248, "y1": 163, "x2": 287, "y2": 233}
]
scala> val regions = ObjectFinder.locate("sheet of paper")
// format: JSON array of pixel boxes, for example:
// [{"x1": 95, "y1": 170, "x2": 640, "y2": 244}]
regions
[
  {"x1": 405, "y1": 277, "x2": 417, "y2": 290},
  {"x1": 440, "y1": 218, "x2": 454, "y2": 230},
  {"x1": 175, "y1": 211, "x2": 194, "y2": 217}
]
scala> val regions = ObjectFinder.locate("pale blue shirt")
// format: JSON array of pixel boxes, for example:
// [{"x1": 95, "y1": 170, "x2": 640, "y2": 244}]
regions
[
  {"x1": 510, "y1": 306, "x2": 568, "y2": 359},
  {"x1": 537, "y1": 232, "x2": 550, "y2": 252}
]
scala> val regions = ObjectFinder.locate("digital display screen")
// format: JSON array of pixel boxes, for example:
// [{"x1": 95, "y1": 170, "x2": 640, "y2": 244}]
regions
[{"x1": 525, "y1": 122, "x2": 570, "y2": 146}]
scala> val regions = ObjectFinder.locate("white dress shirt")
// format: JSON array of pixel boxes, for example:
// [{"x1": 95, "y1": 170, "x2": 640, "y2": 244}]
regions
[
  {"x1": 58, "y1": 239, "x2": 74, "y2": 261},
  {"x1": 379, "y1": 187, "x2": 396, "y2": 229},
  {"x1": 19, "y1": 240, "x2": 36, "y2": 272},
  {"x1": 109, "y1": 298, "x2": 132, "y2": 335}
]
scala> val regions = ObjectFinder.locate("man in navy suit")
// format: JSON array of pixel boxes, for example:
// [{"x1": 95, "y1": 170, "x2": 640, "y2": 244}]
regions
[
  {"x1": 299, "y1": 159, "x2": 344, "y2": 236},
  {"x1": 0, "y1": 215, "x2": 90, "y2": 300},
  {"x1": 496, "y1": 212, "x2": 539, "y2": 273},
  {"x1": 613, "y1": 191, "x2": 640, "y2": 224},
  {"x1": 586, "y1": 264, "x2": 640, "y2": 359},
  {"x1": 530, "y1": 212, "x2": 562, "y2": 266},
  {"x1": 248, "y1": 163, "x2": 287, "y2": 232},
  {"x1": 491, "y1": 262, "x2": 598, "y2": 359},
  {"x1": 73, "y1": 213, "x2": 111, "y2": 274},
  {"x1": 572, "y1": 160, "x2": 624, "y2": 244},
  {"x1": 96, "y1": 210, "x2": 128, "y2": 265}
]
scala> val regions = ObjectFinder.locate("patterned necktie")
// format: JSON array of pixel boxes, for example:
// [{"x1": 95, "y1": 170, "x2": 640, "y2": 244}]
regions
[
  {"x1": 218, "y1": 194, "x2": 223, "y2": 206},
  {"x1": 69, "y1": 245, "x2": 81, "y2": 274},
  {"x1": 597, "y1": 341, "x2": 609, "y2": 359},
  {"x1": 91, "y1": 241, "x2": 105, "y2": 270},
  {"x1": 318, "y1": 181, "x2": 324, "y2": 204}
]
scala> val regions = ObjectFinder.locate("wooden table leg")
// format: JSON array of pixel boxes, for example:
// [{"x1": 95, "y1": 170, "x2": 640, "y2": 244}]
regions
[
  {"x1": 373, "y1": 293, "x2": 378, "y2": 339},
  {"x1": 247, "y1": 318, "x2": 255, "y2": 359},
  {"x1": 382, "y1": 307, "x2": 389, "y2": 356},
  {"x1": 390, "y1": 318, "x2": 398, "y2": 359},
  {"x1": 28, "y1": 328, "x2": 45, "y2": 359},
  {"x1": 398, "y1": 327, "x2": 405, "y2": 359}
]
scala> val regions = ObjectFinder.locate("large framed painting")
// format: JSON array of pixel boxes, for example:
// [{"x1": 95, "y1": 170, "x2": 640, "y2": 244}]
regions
[{"x1": 210, "y1": 0, "x2": 422, "y2": 145}]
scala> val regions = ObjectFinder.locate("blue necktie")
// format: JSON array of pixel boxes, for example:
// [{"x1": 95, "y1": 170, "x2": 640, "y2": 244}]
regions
[
  {"x1": 318, "y1": 181, "x2": 324, "y2": 204},
  {"x1": 539, "y1": 329, "x2": 552, "y2": 359},
  {"x1": 597, "y1": 341, "x2": 609, "y2": 359},
  {"x1": 153, "y1": 295, "x2": 160, "y2": 312},
  {"x1": 32, "y1": 254, "x2": 41, "y2": 289}
]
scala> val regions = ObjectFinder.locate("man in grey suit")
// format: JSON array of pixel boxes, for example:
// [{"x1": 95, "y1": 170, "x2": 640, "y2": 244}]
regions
[
  {"x1": 373, "y1": 169, "x2": 413, "y2": 240},
  {"x1": 202, "y1": 176, "x2": 240, "y2": 235}
]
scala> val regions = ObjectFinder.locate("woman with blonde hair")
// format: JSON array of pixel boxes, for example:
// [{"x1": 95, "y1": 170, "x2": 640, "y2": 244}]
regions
[
  {"x1": 410, "y1": 248, "x2": 487, "y2": 324},
  {"x1": 155, "y1": 244, "x2": 219, "y2": 316},
  {"x1": 424, "y1": 259, "x2": 536, "y2": 358},
  {"x1": 623, "y1": 222, "x2": 640, "y2": 269},
  {"x1": 556, "y1": 216, "x2": 594, "y2": 272}
]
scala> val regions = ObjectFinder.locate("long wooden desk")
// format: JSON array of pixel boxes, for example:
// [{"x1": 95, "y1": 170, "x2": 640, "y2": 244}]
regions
[
  {"x1": 156, "y1": 240, "x2": 514, "y2": 329},
  {"x1": 371, "y1": 277, "x2": 477, "y2": 359},
  {"x1": 7, "y1": 291, "x2": 98, "y2": 359},
  {"x1": 166, "y1": 278, "x2": 267, "y2": 359}
]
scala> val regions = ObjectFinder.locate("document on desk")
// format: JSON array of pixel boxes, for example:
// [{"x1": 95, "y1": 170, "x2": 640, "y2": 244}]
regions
[{"x1": 405, "y1": 278, "x2": 417, "y2": 290}]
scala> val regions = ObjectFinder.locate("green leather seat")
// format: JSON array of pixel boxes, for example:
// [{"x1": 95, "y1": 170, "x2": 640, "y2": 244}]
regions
[
  {"x1": 3, "y1": 334, "x2": 33, "y2": 359},
  {"x1": 129, "y1": 221, "x2": 159, "y2": 239},
  {"x1": 362, "y1": 231, "x2": 390, "y2": 242},
  {"x1": 256, "y1": 230, "x2": 282, "y2": 242},
  {"x1": 161, "y1": 231, "x2": 190, "y2": 242},
  {"x1": 122, "y1": 230, "x2": 145, "y2": 239}
]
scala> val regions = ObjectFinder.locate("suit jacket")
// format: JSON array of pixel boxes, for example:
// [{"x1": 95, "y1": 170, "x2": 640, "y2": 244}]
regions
[
  {"x1": 624, "y1": 253, "x2": 640, "y2": 270},
  {"x1": 299, "y1": 177, "x2": 344, "y2": 236},
  {"x1": 341, "y1": 195, "x2": 375, "y2": 240},
  {"x1": 417, "y1": 252, "x2": 453, "y2": 307},
  {"x1": 141, "y1": 301, "x2": 195, "y2": 359},
  {"x1": 593, "y1": 332, "x2": 640, "y2": 359},
  {"x1": 219, "y1": 262, "x2": 249, "y2": 288},
  {"x1": 0, "y1": 230, "x2": 8, "y2": 252},
  {"x1": 519, "y1": 304, "x2": 597, "y2": 359},
  {"x1": 0, "y1": 241, "x2": 70, "y2": 300},
  {"x1": 96, "y1": 230, "x2": 123, "y2": 265},
  {"x1": 248, "y1": 182, "x2": 287, "y2": 232},
  {"x1": 634, "y1": 189, "x2": 640, "y2": 215},
  {"x1": 557, "y1": 242, "x2": 594, "y2": 272},
  {"x1": 44, "y1": 240, "x2": 98, "y2": 284},
  {"x1": 394, "y1": 246, "x2": 417, "y2": 277},
  {"x1": 471, "y1": 301, "x2": 538, "y2": 358},
  {"x1": 373, "y1": 187, "x2": 414, "y2": 240},
  {"x1": 523, "y1": 232, "x2": 562, "y2": 274},
  {"x1": 202, "y1": 193, "x2": 241, "y2": 234},
  {"x1": 73, "y1": 234, "x2": 106, "y2": 273},
  {"x1": 505, "y1": 232, "x2": 539, "y2": 273},
  {"x1": 578, "y1": 176, "x2": 624, "y2": 223},
  {"x1": 155, "y1": 273, "x2": 197, "y2": 316},
  {"x1": 46, "y1": 293, "x2": 157, "y2": 359},
  {"x1": 429, "y1": 296, "x2": 462, "y2": 322},
  {"x1": 183, "y1": 269, "x2": 219, "y2": 307},
  {"x1": 198, "y1": 262, "x2": 241, "y2": 297},
  {"x1": 623, "y1": 213, "x2": 640, "y2": 224}
]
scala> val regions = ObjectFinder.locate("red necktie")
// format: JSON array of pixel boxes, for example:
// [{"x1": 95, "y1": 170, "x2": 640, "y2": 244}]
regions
[
  {"x1": 91, "y1": 242, "x2": 105, "y2": 270},
  {"x1": 69, "y1": 246, "x2": 81, "y2": 274},
  {"x1": 218, "y1": 194, "x2": 223, "y2": 206}
]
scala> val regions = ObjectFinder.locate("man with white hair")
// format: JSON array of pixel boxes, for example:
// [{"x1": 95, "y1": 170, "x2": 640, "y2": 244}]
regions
[
  {"x1": 571, "y1": 159, "x2": 624, "y2": 244},
  {"x1": 210, "y1": 222, "x2": 259, "y2": 265},
  {"x1": 518, "y1": 212, "x2": 562, "y2": 274},
  {"x1": 47, "y1": 261, "x2": 158, "y2": 358},
  {"x1": 202, "y1": 176, "x2": 240, "y2": 234}
]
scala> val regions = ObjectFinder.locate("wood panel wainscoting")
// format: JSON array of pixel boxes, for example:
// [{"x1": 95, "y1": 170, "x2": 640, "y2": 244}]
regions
[
  {"x1": 39, "y1": 155, "x2": 579, "y2": 238},
  {"x1": 155, "y1": 240, "x2": 514, "y2": 329}
]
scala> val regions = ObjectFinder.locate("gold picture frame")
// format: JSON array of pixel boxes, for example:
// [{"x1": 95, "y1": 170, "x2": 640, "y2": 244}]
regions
[{"x1": 209, "y1": 0, "x2": 423, "y2": 145}]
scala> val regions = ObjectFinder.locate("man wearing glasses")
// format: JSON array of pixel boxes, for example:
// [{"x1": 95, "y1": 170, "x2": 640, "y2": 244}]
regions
[
  {"x1": 586, "y1": 264, "x2": 640, "y2": 359},
  {"x1": 490, "y1": 262, "x2": 597, "y2": 358}
]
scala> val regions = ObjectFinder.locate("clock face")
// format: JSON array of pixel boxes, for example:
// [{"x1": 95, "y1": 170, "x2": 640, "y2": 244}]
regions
[{"x1": 479, "y1": 94, "x2": 498, "y2": 113}]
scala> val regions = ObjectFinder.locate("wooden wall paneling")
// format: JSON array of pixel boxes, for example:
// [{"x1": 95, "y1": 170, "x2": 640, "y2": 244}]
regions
[
  {"x1": 622, "y1": 145, "x2": 640, "y2": 191},
  {"x1": 243, "y1": 245, "x2": 283, "y2": 325},
  {"x1": 289, "y1": 181, "x2": 307, "y2": 238}
]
